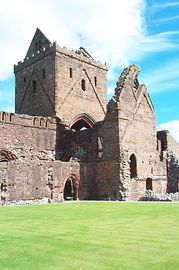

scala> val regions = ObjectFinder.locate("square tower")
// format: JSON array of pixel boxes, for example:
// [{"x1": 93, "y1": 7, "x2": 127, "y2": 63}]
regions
[{"x1": 14, "y1": 28, "x2": 107, "y2": 127}]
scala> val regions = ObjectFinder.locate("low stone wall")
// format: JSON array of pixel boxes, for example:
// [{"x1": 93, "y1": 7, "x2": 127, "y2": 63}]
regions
[
  {"x1": 139, "y1": 190, "x2": 179, "y2": 201},
  {"x1": 0, "y1": 160, "x2": 80, "y2": 206}
]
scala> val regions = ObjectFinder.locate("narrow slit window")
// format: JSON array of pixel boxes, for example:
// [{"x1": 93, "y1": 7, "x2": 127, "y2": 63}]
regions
[
  {"x1": 94, "y1": 76, "x2": 97, "y2": 86},
  {"x1": 32, "y1": 80, "x2": 36, "y2": 93},
  {"x1": 129, "y1": 154, "x2": 137, "y2": 179},
  {"x1": 43, "y1": 68, "x2": 46, "y2": 79},
  {"x1": 81, "y1": 79, "x2": 86, "y2": 91},
  {"x1": 70, "y1": 68, "x2": 73, "y2": 78}
]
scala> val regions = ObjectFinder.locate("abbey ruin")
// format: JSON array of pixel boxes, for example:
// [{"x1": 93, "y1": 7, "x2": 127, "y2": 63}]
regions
[{"x1": 0, "y1": 28, "x2": 179, "y2": 205}]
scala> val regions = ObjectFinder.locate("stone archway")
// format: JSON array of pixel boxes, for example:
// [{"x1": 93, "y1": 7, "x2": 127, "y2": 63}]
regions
[{"x1": 63, "y1": 175, "x2": 79, "y2": 201}]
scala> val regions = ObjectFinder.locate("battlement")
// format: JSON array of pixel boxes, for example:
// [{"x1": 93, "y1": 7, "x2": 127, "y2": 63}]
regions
[
  {"x1": 14, "y1": 42, "x2": 57, "y2": 73},
  {"x1": 0, "y1": 111, "x2": 59, "y2": 130},
  {"x1": 14, "y1": 41, "x2": 107, "y2": 73},
  {"x1": 56, "y1": 44, "x2": 108, "y2": 70}
]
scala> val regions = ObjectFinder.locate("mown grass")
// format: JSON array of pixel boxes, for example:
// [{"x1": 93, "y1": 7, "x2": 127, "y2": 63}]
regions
[{"x1": 0, "y1": 202, "x2": 179, "y2": 270}]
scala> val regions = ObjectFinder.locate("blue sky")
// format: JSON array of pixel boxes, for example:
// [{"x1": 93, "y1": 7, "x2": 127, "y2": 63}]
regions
[{"x1": 0, "y1": 0, "x2": 179, "y2": 141}]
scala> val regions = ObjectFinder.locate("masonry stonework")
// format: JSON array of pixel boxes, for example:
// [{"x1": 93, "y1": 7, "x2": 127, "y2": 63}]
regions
[{"x1": 0, "y1": 28, "x2": 179, "y2": 205}]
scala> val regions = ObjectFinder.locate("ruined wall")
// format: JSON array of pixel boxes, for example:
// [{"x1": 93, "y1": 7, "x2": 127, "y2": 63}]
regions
[
  {"x1": 157, "y1": 131, "x2": 179, "y2": 192},
  {"x1": 167, "y1": 132, "x2": 179, "y2": 157},
  {"x1": 56, "y1": 126, "x2": 95, "y2": 162},
  {"x1": 6, "y1": 25, "x2": 179, "y2": 204},
  {"x1": 0, "y1": 112, "x2": 57, "y2": 160},
  {"x1": 0, "y1": 160, "x2": 80, "y2": 205},
  {"x1": 128, "y1": 179, "x2": 167, "y2": 200},
  {"x1": 14, "y1": 43, "x2": 56, "y2": 117},
  {"x1": 105, "y1": 65, "x2": 168, "y2": 200},
  {"x1": 55, "y1": 46, "x2": 107, "y2": 125},
  {"x1": 117, "y1": 74, "x2": 157, "y2": 177},
  {"x1": 167, "y1": 132, "x2": 179, "y2": 192}
]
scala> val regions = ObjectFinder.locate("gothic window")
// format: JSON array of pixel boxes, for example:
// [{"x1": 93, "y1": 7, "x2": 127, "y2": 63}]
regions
[
  {"x1": 71, "y1": 114, "x2": 94, "y2": 131},
  {"x1": 146, "y1": 178, "x2": 153, "y2": 191},
  {"x1": 94, "y1": 76, "x2": 97, "y2": 86},
  {"x1": 129, "y1": 154, "x2": 137, "y2": 179},
  {"x1": 70, "y1": 68, "x2": 73, "y2": 78},
  {"x1": 81, "y1": 79, "x2": 86, "y2": 91},
  {"x1": 32, "y1": 80, "x2": 36, "y2": 93},
  {"x1": 71, "y1": 119, "x2": 91, "y2": 131}
]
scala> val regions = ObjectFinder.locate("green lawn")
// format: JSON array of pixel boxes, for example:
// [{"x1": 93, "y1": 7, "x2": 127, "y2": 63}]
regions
[{"x1": 0, "y1": 202, "x2": 179, "y2": 270}]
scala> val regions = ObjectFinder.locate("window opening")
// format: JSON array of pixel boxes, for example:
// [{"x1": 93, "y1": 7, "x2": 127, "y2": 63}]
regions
[
  {"x1": 94, "y1": 76, "x2": 97, "y2": 86},
  {"x1": 70, "y1": 68, "x2": 73, "y2": 78},
  {"x1": 71, "y1": 119, "x2": 91, "y2": 131},
  {"x1": 32, "y1": 80, "x2": 36, "y2": 93},
  {"x1": 129, "y1": 154, "x2": 137, "y2": 178},
  {"x1": 146, "y1": 178, "x2": 153, "y2": 191},
  {"x1": 81, "y1": 79, "x2": 86, "y2": 91},
  {"x1": 43, "y1": 69, "x2": 46, "y2": 79}
]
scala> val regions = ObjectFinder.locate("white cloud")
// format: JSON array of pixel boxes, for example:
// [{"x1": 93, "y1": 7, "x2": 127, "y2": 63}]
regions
[
  {"x1": 158, "y1": 120, "x2": 179, "y2": 143},
  {"x1": 0, "y1": 0, "x2": 145, "y2": 81},
  {"x1": 1, "y1": 0, "x2": 179, "y2": 96}
]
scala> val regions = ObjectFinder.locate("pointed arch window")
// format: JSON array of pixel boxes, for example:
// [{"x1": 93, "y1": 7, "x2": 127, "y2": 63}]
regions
[
  {"x1": 71, "y1": 114, "x2": 95, "y2": 131},
  {"x1": 129, "y1": 154, "x2": 137, "y2": 179}
]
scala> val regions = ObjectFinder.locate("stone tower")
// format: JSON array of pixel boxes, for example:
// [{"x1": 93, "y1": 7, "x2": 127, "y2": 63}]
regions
[{"x1": 14, "y1": 28, "x2": 107, "y2": 128}]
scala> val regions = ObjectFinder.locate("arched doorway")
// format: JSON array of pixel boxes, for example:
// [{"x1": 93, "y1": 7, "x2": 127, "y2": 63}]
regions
[
  {"x1": 63, "y1": 175, "x2": 79, "y2": 200},
  {"x1": 146, "y1": 178, "x2": 153, "y2": 191},
  {"x1": 129, "y1": 154, "x2": 137, "y2": 179}
]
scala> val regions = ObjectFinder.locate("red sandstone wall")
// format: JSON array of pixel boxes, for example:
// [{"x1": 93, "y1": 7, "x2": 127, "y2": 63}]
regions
[
  {"x1": 0, "y1": 160, "x2": 80, "y2": 205},
  {"x1": 0, "y1": 112, "x2": 57, "y2": 161},
  {"x1": 15, "y1": 46, "x2": 56, "y2": 117},
  {"x1": 55, "y1": 47, "x2": 107, "y2": 124},
  {"x1": 167, "y1": 132, "x2": 179, "y2": 157}
]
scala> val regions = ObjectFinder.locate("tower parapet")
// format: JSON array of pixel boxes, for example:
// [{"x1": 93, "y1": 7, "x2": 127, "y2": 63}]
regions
[{"x1": 14, "y1": 42, "x2": 57, "y2": 73}]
